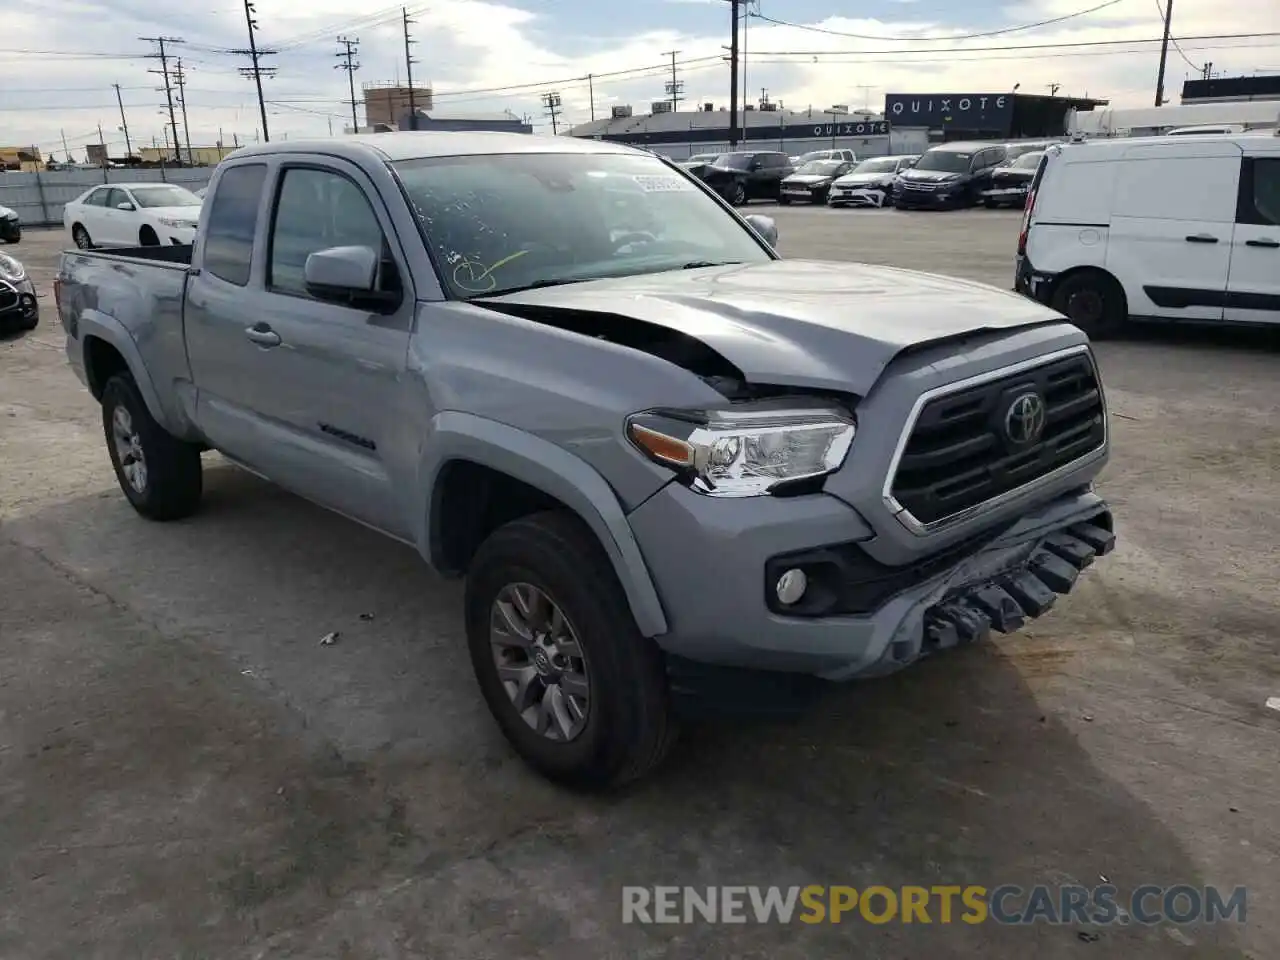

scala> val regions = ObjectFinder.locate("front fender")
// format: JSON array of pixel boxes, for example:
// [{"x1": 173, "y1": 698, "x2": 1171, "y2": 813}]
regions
[{"x1": 418, "y1": 411, "x2": 669, "y2": 638}]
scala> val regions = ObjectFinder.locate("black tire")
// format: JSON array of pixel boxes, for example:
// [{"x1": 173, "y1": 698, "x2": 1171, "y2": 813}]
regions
[
  {"x1": 1051, "y1": 270, "x2": 1127, "y2": 340},
  {"x1": 72, "y1": 224, "x2": 93, "y2": 250},
  {"x1": 778, "y1": 195, "x2": 791, "y2": 205},
  {"x1": 983, "y1": 198, "x2": 998, "y2": 208},
  {"x1": 101, "y1": 374, "x2": 203, "y2": 521},
  {"x1": 465, "y1": 510, "x2": 676, "y2": 790},
  {"x1": 729, "y1": 182, "x2": 747, "y2": 206},
  {"x1": 139, "y1": 225, "x2": 159, "y2": 246}
]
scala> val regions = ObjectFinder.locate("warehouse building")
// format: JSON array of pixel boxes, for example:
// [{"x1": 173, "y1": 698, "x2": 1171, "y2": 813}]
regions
[
  {"x1": 567, "y1": 101, "x2": 898, "y2": 159},
  {"x1": 884, "y1": 91, "x2": 1106, "y2": 143}
]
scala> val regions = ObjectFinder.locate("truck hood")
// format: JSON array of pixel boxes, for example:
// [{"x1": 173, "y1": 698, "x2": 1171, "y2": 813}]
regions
[
  {"x1": 899, "y1": 169, "x2": 964, "y2": 184},
  {"x1": 480, "y1": 259, "x2": 1063, "y2": 396},
  {"x1": 832, "y1": 172, "x2": 894, "y2": 187}
]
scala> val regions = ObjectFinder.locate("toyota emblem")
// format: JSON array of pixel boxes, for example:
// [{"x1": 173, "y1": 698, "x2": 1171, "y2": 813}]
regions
[{"x1": 1004, "y1": 392, "x2": 1046, "y2": 445}]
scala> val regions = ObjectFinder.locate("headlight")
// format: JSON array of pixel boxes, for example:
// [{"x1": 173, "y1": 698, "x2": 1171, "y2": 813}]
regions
[
  {"x1": 158, "y1": 217, "x2": 194, "y2": 229},
  {"x1": 0, "y1": 252, "x2": 25, "y2": 282},
  {"x1": 627, "y1": 404, "x2": 855, "y2": 498}
]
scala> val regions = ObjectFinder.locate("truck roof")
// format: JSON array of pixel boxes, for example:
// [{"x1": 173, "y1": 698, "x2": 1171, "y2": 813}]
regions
[
  {"x1": 1055, "y1": 132, "x2": 1280, "y2": 159},
  {"x1": 226, "y1": 131, "x2": 640, "y2": 163}
]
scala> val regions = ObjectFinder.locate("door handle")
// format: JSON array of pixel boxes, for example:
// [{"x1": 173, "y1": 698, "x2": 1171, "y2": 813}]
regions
[
  {"x1": 244, "y1": 325, "x2": 281, "y2": 348},
  {"x1": 1185, "y1": 234, "x2": 1218, "y2": 244},
  {"x1": 1245, "y1": 238, "x2": 1280, "y2": 248}
]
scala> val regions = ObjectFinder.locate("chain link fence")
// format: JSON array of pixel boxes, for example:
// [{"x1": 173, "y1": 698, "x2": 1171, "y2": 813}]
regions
[{"x1": 0, "y1": 167, "x2": 214, "y2": 227}]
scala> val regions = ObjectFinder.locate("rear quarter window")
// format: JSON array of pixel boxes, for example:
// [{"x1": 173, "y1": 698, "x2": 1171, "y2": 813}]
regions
[
  {"x1": 203, "y1": 164, "x2": 268, "y2": 286},
  {"x1": 1033, "y1": 155, "x2": 1117, "y2": 224}
]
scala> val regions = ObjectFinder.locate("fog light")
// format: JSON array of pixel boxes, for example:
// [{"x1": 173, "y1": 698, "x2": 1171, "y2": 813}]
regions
[{"x1": 775, "y1": 568, "x2": 808, "y2": 605}]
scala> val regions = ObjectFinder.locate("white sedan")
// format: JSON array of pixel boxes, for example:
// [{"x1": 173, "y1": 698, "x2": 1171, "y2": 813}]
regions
[{"x1": 63, "y1": 182, "x2": 203, "y2": 250}]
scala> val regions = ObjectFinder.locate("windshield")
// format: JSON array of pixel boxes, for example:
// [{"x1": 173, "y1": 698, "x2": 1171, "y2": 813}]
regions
[
  {"x1": 686, "y1": 154, "x2": 720, "y2": 163},
  {"x1": 913, "y1": 150, "x2": 972, "y2": 173},
  {"x1": 796, "y1": 151, "x2": 833, "y2": 164},
  {"x1": 796, "y1": 160, "x2": 843, "y2": 176},
  {"x1": 1011, "y1": 152, "x2": 1044, "y2": 170},
  {"x1": 392, "y1": 152, "x2": 773, "y2": 299},
  {"x1": 851, "y1": 157, "x2": 900, "y2": 174},
  {"x1": 129, "y1": 185, "x2": 201, "y2": 208}
]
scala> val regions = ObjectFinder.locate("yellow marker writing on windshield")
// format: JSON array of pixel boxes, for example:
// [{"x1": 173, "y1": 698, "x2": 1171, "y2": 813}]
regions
[{"x1": 452, "y1": 249, "x2": 530, "y2": 293}]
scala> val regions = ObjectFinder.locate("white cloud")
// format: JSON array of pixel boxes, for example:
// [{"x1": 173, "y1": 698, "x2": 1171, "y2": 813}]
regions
[{"x1": 1, "y1": 0, "x2": 1277, "y2": 158}]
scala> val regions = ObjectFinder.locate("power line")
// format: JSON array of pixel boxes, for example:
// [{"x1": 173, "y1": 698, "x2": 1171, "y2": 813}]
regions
[
  {"x1": 749, "y1": 31, "x2": 1280, "y2": 57},
  {"x1": 752, "y1": 0, "x2": 1129, "y2": 43},
  {"x1": 542, "y1": 91, "x2": 563, "y2": 135},
  {"x1": 336, "y1": 36, "x2": 361, "y2": 134},
  {"x1": 233, "y1": 0, "x2": 276, "y2": 142},
  {"x1": 141, "y1": 36, "x2": 184, "y2": 164}
]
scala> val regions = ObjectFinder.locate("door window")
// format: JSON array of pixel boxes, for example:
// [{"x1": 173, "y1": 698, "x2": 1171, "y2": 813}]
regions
[
  {"x1": 268, "y1": 167, "x2": 391, "y2": 298},
  {"x1": 203, "y1": 163, "x2": 268, "y2": 286},
  {"x1": 103, "y1": 188, "x2": 130, "y2": 209},
  {"x1": 1239, "y1": 158, "x2": 1280, "y2": 226},
  {"x1": 84, "y1": 188, "x2": 110, "y2": 207}
]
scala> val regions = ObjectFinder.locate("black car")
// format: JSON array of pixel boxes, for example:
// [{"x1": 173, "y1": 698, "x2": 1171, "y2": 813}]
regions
[
  {"x1": 0, "y1": 204, "x2": 20, "y2": 244},
  {"x1": 695, "y1": 151, "x2": 794, "y2": 206},
  {"x1": 981, "y1": 150, "x2": 1045, "y2": 208},
  {"x1": 0, "y1": 251, "x2": 38, "y2": 332},
  {"x1": 778, "y1": 159, "x2": 855, "y2": 204},
  {"x1": 893, "y1": 142, "x2": 1008, "y2": 209}
]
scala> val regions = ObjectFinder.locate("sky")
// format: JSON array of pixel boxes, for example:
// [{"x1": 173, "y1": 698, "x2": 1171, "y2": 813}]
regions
[{"x1": 2, "y1": 0, "x2": 1278, "y2": 160}]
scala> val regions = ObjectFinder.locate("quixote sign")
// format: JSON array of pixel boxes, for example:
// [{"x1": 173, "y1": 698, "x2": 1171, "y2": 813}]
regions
[
  {"x1": 804, "y1": 119, "x2": 890, "y2": 137},
  {"x1": 883, "y1": 93, "x2": 1015, "y2": 131}
]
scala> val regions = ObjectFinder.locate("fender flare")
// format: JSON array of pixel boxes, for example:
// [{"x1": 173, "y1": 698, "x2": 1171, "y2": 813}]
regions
[
  {"x1": 76, "y1": 313, "x2": 172, "y2": 429},
  {"x1": 419, "y1": 411, "x2": 669, "y2": 638}
]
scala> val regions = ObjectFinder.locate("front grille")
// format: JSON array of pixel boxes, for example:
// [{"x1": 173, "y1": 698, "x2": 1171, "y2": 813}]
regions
[
  {"x1": 901, "y1": 181, "x2": 938, "y2": 192},
  {"x1": 888, "y1": 351, "x2": 1106, "y2": 527}
]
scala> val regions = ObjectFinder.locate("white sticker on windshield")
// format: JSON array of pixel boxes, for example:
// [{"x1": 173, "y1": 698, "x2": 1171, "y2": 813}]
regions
[{"x1": 632, "y1": 174, "x2": 695, "y2": 193}]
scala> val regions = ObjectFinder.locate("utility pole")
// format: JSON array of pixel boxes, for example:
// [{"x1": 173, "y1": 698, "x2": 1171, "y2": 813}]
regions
[
  {"x1": 663, "y1": 50, "x2": 683, "y2": 112},
  {"x1": 112, "y1": 84, "x2": 134, "y2": 159},
  {"x1": 174, "y1": 59, "x2": 193, "y2": 164},
  {"x1": 1154, "y1": 0, "x2": 1173, "y2": 106},
  {"x1": 141, "y1": 36, "x2": 184, "y2": 163},
  {"x1": 402, "y1": 8, "x2": 419, "y2": 131},
  {"x1": 587, "y1": 74, "x2": 595, "y2": 121},
  {"x1": 60, "y1": 129, "x2": 71, "y2": 165},
  {"x1": 233, "y1": 0, "x2": 276, "y2": 142},
  {"x1": 728, "y1": 0, "x2": 742, "y2": 146},
  {"x1": 97, "y1": 124, "x2": 106, "y2": 167},
  {"x1": 1047, "y1": 82, "x2": 1061, "y2": 97},
  {"x1": 336, "y1": 36, "x2": 361, "y2": 133},
  {"x1": 541, "y1": 91, "x2": 562, "y2": 135}
]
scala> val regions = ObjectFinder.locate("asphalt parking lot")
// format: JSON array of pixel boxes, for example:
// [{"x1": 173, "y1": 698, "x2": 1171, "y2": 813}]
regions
[{"x1": 2, "y1": 212, "x2": 1277, "y2": 959}]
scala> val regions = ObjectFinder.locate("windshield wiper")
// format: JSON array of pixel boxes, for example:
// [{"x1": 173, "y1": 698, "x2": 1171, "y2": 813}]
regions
[
  {"x1": 480, "y1": 277, "x2": 592, "y2": 296},
  {"x1": 679, "y1": 259, "x2": 744, "y2": 270}
]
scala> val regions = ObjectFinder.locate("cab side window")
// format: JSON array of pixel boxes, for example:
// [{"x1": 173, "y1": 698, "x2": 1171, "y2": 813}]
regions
[
  {"x1": 268, "y1": 167, "x2": 396, "y2": 299},
  {"x1": 203, "y1": 163, "x2": 268, "y2": 287},
  {"x1": 85, "y1": 188, "x2": 109, "y2": 207}
]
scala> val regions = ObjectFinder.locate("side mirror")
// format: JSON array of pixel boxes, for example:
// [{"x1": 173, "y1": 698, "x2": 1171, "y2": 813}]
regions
[
  {"x1": 116, "y1": 202, "x2": 135, "y2": 211},
  {"x1": 744, "y1": 213, "x2": 778, "y2": 249},
  {"x1": 304, "y1": 245, "x2": 391, "y2": 305}
]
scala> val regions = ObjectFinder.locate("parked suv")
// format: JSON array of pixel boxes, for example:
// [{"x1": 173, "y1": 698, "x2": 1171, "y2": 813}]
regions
[
  {"x1": 894, "y1": 143, "x2": 1008, "y2": 209},
  {"x1": 696, "y1": 151, "x2": 794, "y2": 205}
]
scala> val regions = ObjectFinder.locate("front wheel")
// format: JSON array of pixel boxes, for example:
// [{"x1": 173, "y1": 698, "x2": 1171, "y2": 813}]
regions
[
  {"x1": 72, "y1": 224, "x2": 93, "y2": 249},
  {"x1": 1051, "y1": 270, "x2": 1127, "y2": 340},
  {"x1": 101, "y1": 374, "x2": 204, "y2": 520},
  {"x1": 139, "y1": 225, "x2": 159, "y2": 246},
  {"x1": 465, "y1": 511, "x2": 676, "y2": 790},
  {"x1": 728, "y1": 182, "x2": 747, "y2": 206}
]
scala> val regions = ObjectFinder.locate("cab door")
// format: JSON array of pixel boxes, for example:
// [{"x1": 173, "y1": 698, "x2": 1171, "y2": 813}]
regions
[{"x1": 1225, "y1": 152, "x2": 1280, "y2": 325}]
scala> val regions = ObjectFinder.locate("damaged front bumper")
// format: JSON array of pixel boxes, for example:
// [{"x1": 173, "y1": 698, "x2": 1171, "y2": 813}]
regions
[{"x1": 629, "y1": 482, "x2": 1114, "y2": 707}]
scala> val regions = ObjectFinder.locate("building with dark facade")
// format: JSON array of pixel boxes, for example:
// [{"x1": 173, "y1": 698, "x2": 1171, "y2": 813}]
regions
[
  {"x1": 884, "y1": 92, "x2": 1107, "y2": 142},
  {"x1": 1181, "y1": 74, "x2": 1280, "y2": 105}
]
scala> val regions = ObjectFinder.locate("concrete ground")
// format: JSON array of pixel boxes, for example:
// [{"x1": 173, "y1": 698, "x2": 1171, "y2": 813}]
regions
[{"x1": 1, "y1": 214, "x2": 1276, "y2": 959}]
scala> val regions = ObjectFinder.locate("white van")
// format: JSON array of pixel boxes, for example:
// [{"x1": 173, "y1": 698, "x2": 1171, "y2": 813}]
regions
[{"x1": 1014, "y1": 133, "x2": 1280, "y2": 336}]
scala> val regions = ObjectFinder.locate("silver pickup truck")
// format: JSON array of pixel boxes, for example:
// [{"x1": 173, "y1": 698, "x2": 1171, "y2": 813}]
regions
[{"x1": 58, "y1": 133, "x2": 1115, "y2": 788}]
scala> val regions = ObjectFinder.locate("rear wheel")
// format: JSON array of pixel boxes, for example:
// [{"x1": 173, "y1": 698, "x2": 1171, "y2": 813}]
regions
[
  {"x1": 1051, "y1": 270, "x2": 1127, "y2": 340},
  {"x1": 101, "y1": 374, "x2": 203, "y2": 520},
  {"x1": 72, "y1": 224, "x2": 93, "y2": 249},
  {"x1": 465, "y1": 511, "x2": 676, "y2": 790}
]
